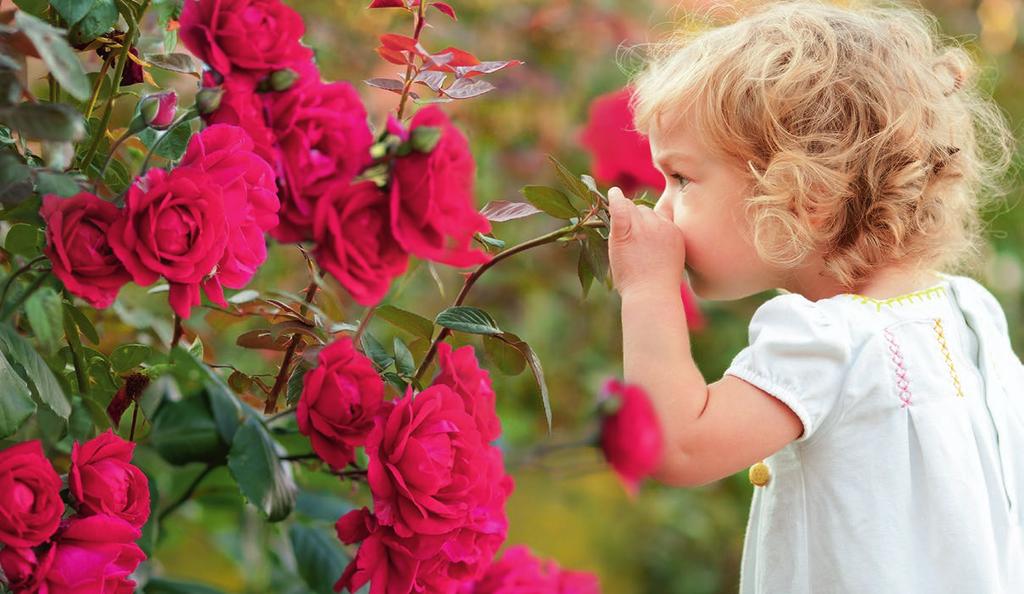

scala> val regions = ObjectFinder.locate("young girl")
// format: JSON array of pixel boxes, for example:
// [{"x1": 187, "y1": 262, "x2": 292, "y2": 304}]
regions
[{"x1": 606, "y1": 1, "x2": 1023, "y2": 592}]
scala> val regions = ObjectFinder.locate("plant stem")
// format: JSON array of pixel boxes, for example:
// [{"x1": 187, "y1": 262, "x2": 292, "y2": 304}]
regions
[
  {"x1": 395, "y1": 0, "x2": 429, "y2": 120},
  {"x1": 85, "y1": 53, "x2": 116, "y2": 121},
  {"x1": 263, "y1": 280, "x2": 319, "y2": 413},
  {"x1": 129, "y1": 402, "x2": 140, "y2": 440},
  {"x1": 266, "y1": 406, "x2": 297, "y2": 424},
  {"x1": 351, "y1": 304, "x2": 376, "y2": 350},
  {"x1": 0, "y1": 272, "x2": 51, "y2": 322},
  {"x1": 171, "y1": 315, "x2": 184, "y2": 348},
  {"x1": 98, "y1": 127, "x2": 133, "y2": 178},
  {"x1": 62, "y1": 305, "x2": 89, "y2": 396},
  {"x1": 78, "y1": 18, "x2": 138, "y2": 172},
  {"x1": 158, "y1": 464, "x2": 216, "y2": 523},
  {"x1": 411, "y1": 219, "x2": 605, "y2": 384}
]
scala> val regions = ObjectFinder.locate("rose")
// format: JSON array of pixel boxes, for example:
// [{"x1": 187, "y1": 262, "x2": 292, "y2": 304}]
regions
[
  {"x1": 578, "y1": 87, "x2": 665, "y2": 196},
  {"x1": 598, "y1": 378, "x2": 665, "y2": 497},
  {"x1": 108, "y1": 166, "x2": 228, "y2": 319},
  {"x1": 266, "y1": 80, "x2": 374, "y2": 242},
  {"x1": 0, "y1": 545, "x2": 51, "y2": 593},
  {"x1": 175, "y1": 124, "x2": 280, "y2": 305},
  {"x1": 39, "y1": 515, "x2": 146, "y2": 594},
  {"x1": 41, "y1": 192, "x2": 131, "y2": 309},
  {"x1": 388, "y1": 106, "x2": 493, "y2": 268},
  {"x1": 297, "y1": 336, "x2": 385, "y2": 470},
  {"x1": 0, "y1": 441, "x2": 63, "y2": 548},
  {"x1": 312, "y1": 180, "x2": 409, "y2": 306},
  {"x1": 69, "y1": 429, "x2": 151, "y2": 528},
  {"x1": 680, "y1": 281, "x2": 706, "y2": 331},
  {"x1": 179, "y1": 0, "x2": 313, "y2": 77},
  {"x1": 200, "y1": 72, "x2": 279, "y2": 167},
  {"x1": 139, "y1": 90, "x2": 177, "y2": 130},
  {"x1": 459, "y1": 545, "x2": 601, "y2": 594},
  {"x1": 367, "y1": 384, "x2": 490, "y2": 538},
  {"x1": 432, "y1": 342, "x2": 501, "y2": 443}
]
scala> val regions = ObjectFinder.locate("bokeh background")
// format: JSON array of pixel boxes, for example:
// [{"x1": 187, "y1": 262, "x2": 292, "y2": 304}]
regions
[{"x1": 11, "y1": 0, "x2": 1023, "y2": 592}]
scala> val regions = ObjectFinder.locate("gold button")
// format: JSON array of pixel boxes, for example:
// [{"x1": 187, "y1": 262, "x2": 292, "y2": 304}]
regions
[{"x1": 749, "y1": 461, "x2": 771, "y2": 487}]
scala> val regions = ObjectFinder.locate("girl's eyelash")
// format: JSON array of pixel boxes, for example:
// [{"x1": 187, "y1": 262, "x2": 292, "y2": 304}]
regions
[{"x1": 670, "y1": 173, "x2": 690, "y2": 186}]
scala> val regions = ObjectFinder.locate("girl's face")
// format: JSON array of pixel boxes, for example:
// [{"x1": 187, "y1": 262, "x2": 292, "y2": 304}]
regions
[{"x1": 647, "y1": 110, "x2": 784, "y2": 300}]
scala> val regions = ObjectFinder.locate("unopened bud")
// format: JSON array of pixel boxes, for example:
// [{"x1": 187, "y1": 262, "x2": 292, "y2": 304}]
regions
[
  {"x1": 195, "y1": 86, "x2": 224, "y2": 115},
  {"x1": 140, "y1": 91, "x2": 177, "y2": 130},
  {"x1": 409, "y1": 125, "x2": 442, "y2": 153}
]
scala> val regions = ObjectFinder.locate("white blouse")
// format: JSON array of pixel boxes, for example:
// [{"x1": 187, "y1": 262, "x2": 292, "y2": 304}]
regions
[{"x1": 724, "y1": 273, "x2": 1024, "y2": 594}]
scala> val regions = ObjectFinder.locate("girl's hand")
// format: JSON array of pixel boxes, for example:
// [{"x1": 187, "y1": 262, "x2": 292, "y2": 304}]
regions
[{"x1": 607, "y1": 186, "x2": 686, "y2": 297}]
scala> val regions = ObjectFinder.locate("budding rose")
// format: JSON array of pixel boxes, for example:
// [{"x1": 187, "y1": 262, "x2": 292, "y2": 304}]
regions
[
  {"x1": 140, "y1": 90, "x2": 178, "y2": 130},
  {"x1": 598, "y1": 378, "x2": 664, "y2": 497}
]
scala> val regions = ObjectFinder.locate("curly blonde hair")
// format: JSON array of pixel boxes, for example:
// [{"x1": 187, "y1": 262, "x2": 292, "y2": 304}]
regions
[{"x1": 625, "y1": 0, "x2": 1018, "y2": 289}]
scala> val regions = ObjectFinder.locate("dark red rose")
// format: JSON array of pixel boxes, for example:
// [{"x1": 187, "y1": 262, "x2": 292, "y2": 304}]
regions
[
  {"x1": 297, "y1": 336, "x2": 385, "y2": 470},
  {"x1": 312, "y1": 180, "x2": 409, "y2": 306},
  {"x1": 598, "y1": 378, "x2": 664, "y2": 497},
  {"x1": 40, "y1": 515, "x2": 146, "y2": 594},
  {"x1": 578, "y1": 87, "x2": 665, "y2": 196},
  {"x1": 108, "y1": 166, "x2": 228, "y2": 319},
  {"x1": 179, "y1": 0, "x2": 313, "y2": 77},
  {"x1": 265, "y1": 80, "x2": 374, "y2": 242},
  {"x1": 176, "y1": 124, "x2": 280, "y2": 305},
  {"x1": 41, "y1": 192, "x2": 131, "y2": 309},
  {"x1": 0, "y1": 544, "x2": 52, "y2": 593},
  {"x1": 69, "y1": 430, "x2": 151, "y2": 528},
  {"x1": 388, "y1": 106, "x2": 493, "y2": 268},
  {"x1": 432, "y1": 342, "x2": 501, "y2": 443},
  {"x1": 0, "y1": 441, "x2": 63, "y2": 548}
]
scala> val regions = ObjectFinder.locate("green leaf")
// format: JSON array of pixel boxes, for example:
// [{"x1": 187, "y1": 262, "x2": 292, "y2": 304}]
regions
[
  {"x1": 374, "y1": 305, "x2": 434, "y2": 340},
  {"x1": 49, "y1": 0, "x2": 94, "y2": 25},
  {"x1": 0, "y1": 323, "x2": 70, "y2": 419},
  {"x1": 227, "y1": 417, "x2": 296, "y2": 522},
  {"x1": 12, "y1": 0, "x2": 48, "y2": 19},
  {"x1": 4, "y1": 222, "x2": 42, "y2": 257},
  {"x1": 520, "y1": 185, "x2": 578, "y2": 220},
  {"x1": 110, "y1": 344, "x2": 152, "y2": 373},
  {"x1": 68, "y1": 0, "x2": 119, "y2": 47},
  {"x1": 63, "y1": 303, "x2": 99, "y2": 344},
  {"x1": 35, "y1": 170, "x2": 82, "y2": 197},
  {"x1": 0, "y1": 153, "x2": 33, "y2": 206},
  {"x1": 435, "y1": 306, "x2": 503, "y2": 336},
  {"x1": 0, "y1": 103, "x2": 86, "y2": 141},
  {"x1": 495, "y1": 332, "x2": 551, "y2": 433},
  {"x1": 546, "y1": 154, "x2": 593, "y2": 209},
  {"x1": 285, "y1": 361, "x2": 310, "y2": 408},
  {"x1": 289, "y1": 523, "x2": 351, "y2": 594},
  {"x1": 25, "y1": 286, "x2": 62, "y2": 355},
  {"x1": 581, "y1": 227, "x2": 609, "y2": 285},
  {"x1": 149, "y1": 395, "x2": 228, "y2": 466},
  {"x1": 144, "y1": 53, "x2": 198, "y2": 75},
  {"x1": 577, "y1": 244, "x2": 594, "y2": 299},
  {"x1": 138, "y1": 121, "x2": 193, "y2": 160},
  {"x1": 482, "y1": 334, "x2": 527, "y2": 375},
  {"x1": 392, "y1": 336, "x2": 416, "y2": 376},
  {"x1": 187, "y1": 335, "x2": 204, "y2": 360},
  {"x1": 143, "y1": 578, "x2": 226, "y2": 594},
  {"x1": 0, "y1": 353, "x2": 36, "y2": 438},
  {"x1": 359, "y1": 331, "x2": 393, "y2": 371},
  {"x1": 12, "y1": 12, "x2": 90, "y2": 102}
]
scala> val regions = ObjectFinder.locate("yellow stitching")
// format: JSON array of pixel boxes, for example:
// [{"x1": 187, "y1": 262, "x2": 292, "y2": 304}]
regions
[
  {"x1": 847, "y1": 286, "x2": 947, "y2": 312},
  {"x1": 932, "y1": 318, "x2": 964, "y2": 398}
]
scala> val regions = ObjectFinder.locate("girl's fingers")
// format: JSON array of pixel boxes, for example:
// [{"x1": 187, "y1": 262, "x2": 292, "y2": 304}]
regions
[{"x1": 608, "y1": 187, "x2": 632, "y2": 242}]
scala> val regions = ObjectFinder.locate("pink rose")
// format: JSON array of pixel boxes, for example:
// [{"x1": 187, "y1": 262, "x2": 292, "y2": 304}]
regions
[
  {"x1": 140, "y1": 90, "x2": 177, "y2": 130},
  {"x1": 389, "y1": 106, "x2": 493, "y2": 268},
  {"x1": 266, "y1": 80, "x2": 374, "y2": 242},
  {"x1": 176, "y1": 124, "x2": 280, "y2": 305},
  {"x1": 200, "y1": 72, "x2": 279, "y2": 167},
  {"x1": 459, "y1": 545, "x2": 601, "y2": 594},
  {"x1": 0, "y1": 545, "x2": 52, "y2": 593},
  {"x1": 578, "y1": 87, "x2": 665, "y2": 196},
  {"x1": 179, "y1": 0, "x2": 313, "y2": 76},
  {"x1": 0, "y1": 441, "x2": 63, "y2": 548},
  {"x1": 334, "y1": 511, "x2": 420, "y2": 594},
  {"x1": 41, "y1": 192, "x2": 132, "y2": 309},
  {"x1": 432, "y1": 342, "x2": 501, "y2": 443},
  {"x1": 367, "y1": 384, "x2": 490, "y2": 538},
  {"x1": 40, "y1": 515, "x2": 146, "y2": 594},
  {"x1": 297, "y1": 336, "x2": 385, "y2": 470},
  {"x1": 312, "y1": 180, "x2": 409, "y2": 306},
  {"x1": 69, "y1": 429, "x2": 151, "y2": 528},
  {"x1": 598, "y1": 378, "x2": 664, "y2": 497},
  {"x1": 108, "y1": 166, "x2": 228, "y2": 319}
]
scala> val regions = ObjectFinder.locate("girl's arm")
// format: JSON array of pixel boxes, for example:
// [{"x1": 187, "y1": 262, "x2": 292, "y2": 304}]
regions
[{"x1": 621, "y1": 285, "x2": 803, "y2": 487}]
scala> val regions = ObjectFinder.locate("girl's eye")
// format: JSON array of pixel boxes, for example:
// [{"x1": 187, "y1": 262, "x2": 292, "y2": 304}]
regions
[{"x1": 671, "y1": 173, "x2": 690, "y2": 188}]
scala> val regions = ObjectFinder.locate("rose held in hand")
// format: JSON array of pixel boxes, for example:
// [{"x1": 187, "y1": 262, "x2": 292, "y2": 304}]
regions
[{"x1": 607, "y1": 186, "x2": 686, "y2": 297}]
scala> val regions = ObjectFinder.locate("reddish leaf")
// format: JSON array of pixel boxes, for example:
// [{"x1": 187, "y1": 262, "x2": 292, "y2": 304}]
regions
[
  {"x1": 365, "y1": 78, "x2": 407, "y2": 92},
  {"x1": 423, "y1": 52, "x2": 455, "y2": 70},
  {"x1": 480, "y1": 200, "x2": 544, "y2": 222},
  {"x1": 380, "y1": 33, "x2": 419, "y2": 52},
  {"x1": 413, "y1": 70, "x2": 447, "y2": 92},
  {"x1": 430, "y1": 2, "x2": 457, "y2": 20},
  {"x1": 437, "y1": 46, "x2": 480, "y2": 67},
  {"x1": 377, "y1": 46, "x2": 411, "y2": 65},
  {"x1": 368, "y1": 0, "x2": 408, "y2": 7},
  {"x1": 455, "y1": 59, "x2": 524, "y2": 78},
  {"x1": 441, "y1": 77, "x2": 495, "y2": 99}
]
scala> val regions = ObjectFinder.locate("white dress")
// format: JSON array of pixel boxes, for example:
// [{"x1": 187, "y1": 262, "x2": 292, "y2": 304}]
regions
[{"x1": 723, "y1": 273, "x2": 1024, "y2": 594}]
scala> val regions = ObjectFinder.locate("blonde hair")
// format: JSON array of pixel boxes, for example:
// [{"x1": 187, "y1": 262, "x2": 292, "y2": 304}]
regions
[{"x1": 625, "y1": 0, "x2": 1018, "y2": 288}]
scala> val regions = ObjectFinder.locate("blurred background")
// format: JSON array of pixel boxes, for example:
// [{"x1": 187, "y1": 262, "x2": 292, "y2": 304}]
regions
[{"x1": 10, "y1": 0, "x2": 1023, "y2": 592}]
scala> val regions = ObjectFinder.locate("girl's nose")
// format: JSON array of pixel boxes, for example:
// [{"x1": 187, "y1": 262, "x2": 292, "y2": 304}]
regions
[{"x1": 653, "y1": 192, "x2": 673, "y2": 220}]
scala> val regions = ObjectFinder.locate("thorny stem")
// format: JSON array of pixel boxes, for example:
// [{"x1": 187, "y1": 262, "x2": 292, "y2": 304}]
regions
[{"x1": 264, "y1": 280, "x2": 319, "y2": 413}]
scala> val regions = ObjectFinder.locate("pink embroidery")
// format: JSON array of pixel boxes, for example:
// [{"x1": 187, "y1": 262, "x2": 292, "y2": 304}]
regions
[{"x1": 883, "y1": 328, "x2": 912, "y2": 407}]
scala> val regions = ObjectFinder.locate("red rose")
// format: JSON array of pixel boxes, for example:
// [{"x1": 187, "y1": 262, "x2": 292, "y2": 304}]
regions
[
  {"x1": 598, "y1": 378, "x2": 664, "y2": 497},
  {"x1": 680, "y1": 281, "x2": 706, "y2": 331},
  {"x1": 578, "y1": 87, "x2": 665, "y2": 196},
  {"x1": 312, "y1": 180, "x2": 409, "y2": 306},
  {"x1": 69, "y1": 429, "x2": 151, "y2": 528},
  {"x1": 389, "y1": 106, "x2": 493, "y2": 268},
  {"x1": 0, "y1": 545, "x2": 52, "y2": 593},
  {"x1": 140, "y1": 90, "x2": 178, "y2": 130},
  {"x1": 367, "y1": 384, "x2": 489, "y2": 538},
  {"x1": 179, "y1": 0, "x2": 313, "y2": 76},
  {"x1": 108, "y1": 166, "x2": 228, "y2": 319},
  {"x1": 334, "y1": 511, "x2": 421, "y2": 594},
  {"x1": 459, "y1": 545, "x2": 601, "y2": 594},
  {"x1": 297, "y1": 336, "x2": 385, "y2": 470},
  {"x1": 0, "y1": 441, "x2": 63, "y2": 548},
  {"x1": 267, "y1": 80, "x2": 374, "y2": 242},
  {"x1": 176, "y1": 124, "x2": 280, "y2": 305},
  {"x1": 41, "y1": 192, "x2": 131, "y2": 309},
  {"x1": 201, "y1": 72, "x2": 279, "y2": 167},
  {"x1": 40, "y1": 515, "x2": 146, "y2": 594},
  {"x1": 432, "y1": 342, "x2": 501, "y2": 443}
]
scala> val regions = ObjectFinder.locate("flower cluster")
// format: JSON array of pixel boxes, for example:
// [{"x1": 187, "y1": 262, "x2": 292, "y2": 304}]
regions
[
  {"x1": 179, "y1": 0, "x2": 494, "y2": 307},
  {"x1": 0, "y1": 431, "x2": 150, "y2": 593},
  {"x1": 295, "y1": 337, "x2": 512, "y2": 593},
  {"x1": 42, "y1": 124, "x2": 279, "y2": 319},
  {"x1": 458, "y1": 545, "x2": 601, "y2": 593},
  {"x1": 598, "y1": 378, "x2": 665, "y2": 497}
]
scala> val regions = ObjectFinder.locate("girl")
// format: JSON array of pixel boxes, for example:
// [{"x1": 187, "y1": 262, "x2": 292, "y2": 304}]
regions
[{"x1": 606, "y1": 1, "x2": 1024, "y2": 592}]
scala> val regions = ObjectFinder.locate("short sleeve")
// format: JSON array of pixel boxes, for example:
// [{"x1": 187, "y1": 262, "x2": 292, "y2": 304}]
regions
[{"x1": 723, "y1": 293, "x2": 851, "y2": 443}]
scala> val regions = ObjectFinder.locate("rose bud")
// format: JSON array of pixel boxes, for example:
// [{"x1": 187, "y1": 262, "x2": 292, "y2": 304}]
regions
[
  {"x1": 196, "y1": 86, "x2": 225, "y2": 115},
  {"x1": 598, "y1": 378, "x2": 665, "y2": 497},
  {"x1": 140, "y1": 90, "x2": 178, "y2": 130}
]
